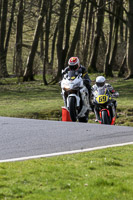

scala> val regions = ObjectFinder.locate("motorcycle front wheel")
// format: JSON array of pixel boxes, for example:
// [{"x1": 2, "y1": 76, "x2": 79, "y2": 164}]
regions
[
  {"x1": 102, "y1": 110, "x2": 111, "y2": 124},
  {"x1": 69, "y1": 96, "x2": 77, "y2": 122}
]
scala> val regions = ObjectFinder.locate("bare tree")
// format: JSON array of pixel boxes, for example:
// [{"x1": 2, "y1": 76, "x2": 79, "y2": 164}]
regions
[
  {"x1": 83, "y1": 2, "x2": 94, "y2": 67},
  {"x1": 104, "y1": 0, "x2": 121, "y2": 76},
  {"x1": 104, "y1": 2, "x2": 114, "y2": 76},
  {"x1": 56, "y1": 0, "x2": 68, "y2": 82},
  {"x1": 67, "y1": 0, "x2": 86, "y2": 62},
  {"x1": 0, "y1": 0, "x2": 131, "y2": 81},
  {"x1": 89, "y1": 0, "x2": 105, "y2": 72},
  {"x1": 23, "y1": 0, "x2": 47, "y2": 81},
  {"x1": 119, "y1": 0, "x2": 124, "y2": 43},
  {"x1": 43, "y1": 0, "x2": 53, "y2": 85},
  {"x1": 62, "y1": 0, "x2": 75, "y2": 67},
  {"x1": 0, "y1": 0, "x2": 16, "y2": 77},
  {"x1": 14, "y1": 0, "x2": 24, "y2": 78},
  {"x1": 118, "y1": 53, "x2": 127, "y2": 77},
  {"x1": 126, "y1": 0, "x2": 133, "y2": 79}
]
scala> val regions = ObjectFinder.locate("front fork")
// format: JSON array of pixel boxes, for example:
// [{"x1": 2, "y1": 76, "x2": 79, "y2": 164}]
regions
[
  {"x1": 62, "y1": 90, "x2": 80, "y2": 109},
  {"x1": 67, "y1": 94, "x2": 80, "y2": 108},
  {"x1": 111, "y1": 103, "x2": 116, "y2": 118},
  {"x1": 94, "y1": 106, "x2": 110, "y2": 122}
]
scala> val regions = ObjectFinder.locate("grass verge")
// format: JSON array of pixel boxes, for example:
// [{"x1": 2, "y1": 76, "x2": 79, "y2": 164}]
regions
[
  {"x1": 0, "y1": 75, "x2": 133, "y2": 199},
  {"x1": 0, "y1": 145, "x2": 133, "y2": 200},
  {"x1": 0, "y1": 76, "x2": 62, "y2": 120},
  {"x1": 0, "y1": 74, "x2": 133, "y2": 126}
]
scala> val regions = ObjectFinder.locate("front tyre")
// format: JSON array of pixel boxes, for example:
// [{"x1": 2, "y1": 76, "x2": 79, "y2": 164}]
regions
[
  {"x1": 102, "y1": 110, "x2": 111, "y2": 124},
  {"x1": 69, "y1": 97, "x2": 77, "y2": 122}
]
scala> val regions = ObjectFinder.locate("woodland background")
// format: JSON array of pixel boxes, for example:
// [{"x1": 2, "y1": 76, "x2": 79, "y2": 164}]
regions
[{"x1": 0, "y1": 0, "x2": 133, "y2": 84}]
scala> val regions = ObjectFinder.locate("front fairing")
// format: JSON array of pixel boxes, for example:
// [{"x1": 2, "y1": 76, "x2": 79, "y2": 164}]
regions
[
  {"x1": 61, "y1": 70, "x2": 83, "y2": 91},
  {"x1": 93, "y1": 87, "x2": 111, "y2": 105}
]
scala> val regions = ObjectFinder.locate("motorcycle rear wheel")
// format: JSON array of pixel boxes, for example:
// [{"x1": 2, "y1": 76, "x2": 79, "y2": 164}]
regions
[
  {"x1": 78, "y1": 117, "x2": 88, "y2": 123},
  {"x1": 102, "y1": 110, "x2": 111, "y2": 124},
  {"x1": 69, "y1": 97, "x2": 77, "y2": 122},
  {"x1": 78, "y1": 111, "x2": 89, "y2": 123}
]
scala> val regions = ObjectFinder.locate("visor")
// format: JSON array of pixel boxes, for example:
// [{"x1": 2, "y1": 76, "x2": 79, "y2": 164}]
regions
[
  {"x1": 69, "y1": 64, "x2": 79, "y2": 70},
  {"x1": 96, "y1": 82, "x2": 105, "y2": 87}
]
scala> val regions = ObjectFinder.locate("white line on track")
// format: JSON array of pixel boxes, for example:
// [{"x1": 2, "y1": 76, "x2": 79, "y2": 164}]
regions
[{"x1": 0, "y1": 142, "x2": 133, "y2": 163}]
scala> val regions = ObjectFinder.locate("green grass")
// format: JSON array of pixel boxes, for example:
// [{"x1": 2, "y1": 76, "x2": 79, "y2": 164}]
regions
[
  {"x1": 0, "y1": 76, "x2": 63, "y2": 120},
  {"x1": 0, "y1": 145, "x2": 133, "y2": 200},
  {"x1": 0, "y1": 74, "x2": 133, "y2": 126},
  {"x1": 0, "y1": 75, "x2": 133, "y2": 199},
  {"x1": 108, "y1": 77, "x2": 133, "y2": 126}
]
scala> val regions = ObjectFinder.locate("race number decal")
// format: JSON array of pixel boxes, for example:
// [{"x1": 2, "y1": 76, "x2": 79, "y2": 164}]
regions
[{"x1": 96, "y1": 95, "x2": 108, "y2": 104}]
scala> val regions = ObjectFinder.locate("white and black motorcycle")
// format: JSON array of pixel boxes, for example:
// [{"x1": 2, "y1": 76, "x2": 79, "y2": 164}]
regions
[{"x1": 61, "y1": 70, "x2": 91, "y2": 122}]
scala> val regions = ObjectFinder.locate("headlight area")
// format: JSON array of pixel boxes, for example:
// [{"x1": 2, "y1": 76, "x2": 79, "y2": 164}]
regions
[
  {"x1": 63, "y1": 87, "x2": 70, "y2": 91},
  {"x1": 63, "y1": 82, "x2": 80, "y2": 91}
]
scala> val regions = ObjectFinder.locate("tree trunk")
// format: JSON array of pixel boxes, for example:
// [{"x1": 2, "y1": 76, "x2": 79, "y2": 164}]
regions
[
  {"x1": 120, "y1": 0, "x2": 124, "y2": 43},
  {"x1": 83, "y1": 0, "x2": 89, "y2": 51},
  {"x1": 43, "y1": 1, "x2": 51, "y2": 85},
  {"x1": 62, "y1": 0, "x2": 74, "y2": 67},
  {"x1": 126, "y1": 0, "x2": 133, "y2": 79},
  {"x1": 15, "y1": 0, "x2": 23, "y2": 78},
  {"x1": 104, "y1": 1, "x2": 120, "y2": 77},
  {"x1": 67, "y1": 0, "x2": 86, "y2": 61},
  {"x1": 109, "y1": 1, "x2": 121, "y2": 75},
  {"x1": 0, "y1": 0, "x2": 1, "y2": 22},
  {"x1": 104, "y1": 3, "x2": 114, "y2": 76},
  {"x1": 89, "y1": 0, "x2": 105, "y2": 72},
  {"x1": 50, "y1": 23, "x2": 58, "y2": 68},
  {"x1": 0, "y1": 0, "x2": 9, "y2": 77},
  {"x1": 56, "y1": 0, "x2": 67, "y2": 82},
  {"x1": 83, "y1": 2, "x2": 94, "y2": 67},
  {"x1": 23, "y1": 0, "x2": 47, "y2": 81},
  {"x1": 118, "y1": 53, "x2": 126, "y2": 77}
]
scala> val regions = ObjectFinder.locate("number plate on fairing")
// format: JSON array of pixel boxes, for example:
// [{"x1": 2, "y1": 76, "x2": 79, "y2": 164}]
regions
[{"x1": 96, "y1": 95, "x2": 108, "y2": 104}]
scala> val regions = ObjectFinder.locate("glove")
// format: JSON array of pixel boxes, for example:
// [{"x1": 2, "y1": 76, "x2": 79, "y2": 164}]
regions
[
  {"x1": 61, "y1": 69, "x2": 65, "y2": 75},
  {"x1": 112, "y1": 92, "x2": 119, "y2": 98}
]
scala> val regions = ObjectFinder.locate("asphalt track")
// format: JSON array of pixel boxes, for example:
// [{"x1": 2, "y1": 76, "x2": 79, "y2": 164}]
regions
[{"x1": 0, "y1": 116, "x2": 133, "y2": 162}]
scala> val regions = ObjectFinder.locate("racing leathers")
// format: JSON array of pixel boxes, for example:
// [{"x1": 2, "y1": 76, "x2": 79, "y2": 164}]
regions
[
  {"x1": 62, "y1": 65, "x2": 92, "y2": 109},
  {"x1": 62, "y1": 65, "x2": 91, "y2": 90}
]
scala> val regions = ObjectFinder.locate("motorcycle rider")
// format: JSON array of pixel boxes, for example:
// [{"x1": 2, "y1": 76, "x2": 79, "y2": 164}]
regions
[
  {"x1": 92, "y1": 76, "x2": 119, "y2": 122},
  {"x1": 62, "y1": 57, "x2": 92, "y2": 110}
]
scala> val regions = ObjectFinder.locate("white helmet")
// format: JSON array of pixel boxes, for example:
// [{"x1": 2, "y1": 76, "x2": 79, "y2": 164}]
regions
[{"x1": 96, "y1": 76, "x2": 106, "y2": 87}]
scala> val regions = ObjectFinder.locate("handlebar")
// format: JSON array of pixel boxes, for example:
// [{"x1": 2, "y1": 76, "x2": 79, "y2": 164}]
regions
[{"x1": 111, "y1": 92, "x2": 119, "y2": 98}]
